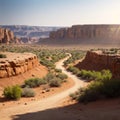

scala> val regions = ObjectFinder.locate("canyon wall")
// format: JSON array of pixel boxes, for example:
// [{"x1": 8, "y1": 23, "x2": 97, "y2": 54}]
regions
[
  {"x1": 0, "y1": 52, "x2": 39, "y2": 78},
  {"x1": 50, "y1": 25, "x2": 120, "y2": 43},
  {"x1": 1, "y1": 25, "x2": 60, "y2": 39},
  {"x1": 76, "y1": 51, "x2": 120, "y2": 79},
  {"x1": 0, "y1": 28, "x2": 20, "y2": 44}
]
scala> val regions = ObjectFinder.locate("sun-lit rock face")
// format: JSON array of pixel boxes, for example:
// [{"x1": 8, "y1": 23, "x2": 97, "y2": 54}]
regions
[
  {"x1": 0, "y1": 52, "x2": 39, "y2": 78},
  {"x1": 50, "y1": 25, "x2": 120, "y2": 43},
  {"x1": 0, "y1": 28, "x2": 15, "y2": 44},
  {"x1": 0, "y1": 28, "x2": 20, "y2": 44},
  {"x1": 76, "y1": 50, "x2": 120, "y2": 79}
]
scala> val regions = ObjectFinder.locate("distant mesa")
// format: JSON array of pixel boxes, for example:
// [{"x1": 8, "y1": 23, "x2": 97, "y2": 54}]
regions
[
  {"x1": 49, "y1": 25, "x2": 120, "y2": 44},
  {"x1": 1, "y1": 24, "x2": 120, "y2": 45}
]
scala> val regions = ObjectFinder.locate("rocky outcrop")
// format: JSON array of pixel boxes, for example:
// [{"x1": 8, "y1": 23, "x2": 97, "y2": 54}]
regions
[
  {"x1": 1, "y1": 25, "x2": 60, "y2": 39},
  {"x1": 76, "y1": 51, "x2": 120, "y2": 79},
  {"x1": 0, "y1": 28, "x2": 20, "y2": 44},
  {"x1": 0, "y1": 52, "x2": 39, "y2": 78},
  {"x1": 50, "y1": 25, "x2": 120, "y2": 43}
]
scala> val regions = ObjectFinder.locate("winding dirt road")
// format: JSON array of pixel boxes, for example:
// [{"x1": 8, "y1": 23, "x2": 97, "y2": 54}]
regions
[{"x1": 0, "y1": 55, "x2": 85, "y2": 120}]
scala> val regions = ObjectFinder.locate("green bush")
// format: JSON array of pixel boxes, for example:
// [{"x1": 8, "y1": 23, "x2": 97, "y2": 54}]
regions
[
  {"x1": 49, "y1": 78, "x2": 62, "y2": 87},
  {"x1": 76, "y1": 79, "x2": 120, "y2": 103},
  {"x1": 40, "y1": 59, "x2": 55, "y2": 69},
  {"x1": 67, "y1": 66, "x2": 80, "y2": 75},
  {"x1": 55, "y1": 69, "x2": 62, "y2": 73},
  {"x1": 25, "y1": 78, "x2": 46, "y2": 88},
  {"x1": 44, "y1": 73, "x2": 55, "y2": 82},
  {"x1": 69, "y1": 69, "x2": 117, "y2": 103},
  {"x1": 78, "y1": 81, "x2": 103, "y2": 102},
  {"x1": 22, "y1": 87, "x2": 35, "y2": 97},
  {"x1": 0, "y1": 54, "x2": 7, "y2": 58},
  {"x1": 3, "y1": 85, "x2": 22, "y2": 100},
  {"x1": 78, "y1": 69, "x2": 112, "y2": 81},
  {"x1": 64, "y1": 50, "x2": 86, "y2": 66},
  {"x1": 100, "y1": 79, "x2": 120, "y2": 98},
  {"x1": 57, "y1": 73, "x2": 68, "y2": 80}
]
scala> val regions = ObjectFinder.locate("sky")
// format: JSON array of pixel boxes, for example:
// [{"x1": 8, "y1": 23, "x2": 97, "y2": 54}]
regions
[{"x1": 0, "y1": 0, "x2": 120, "y2": 26}]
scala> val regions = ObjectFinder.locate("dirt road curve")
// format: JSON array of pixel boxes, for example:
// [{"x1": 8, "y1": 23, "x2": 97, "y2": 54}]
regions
[{"x1": 0, "y1": 55, "x2": 85, "y2": 120}]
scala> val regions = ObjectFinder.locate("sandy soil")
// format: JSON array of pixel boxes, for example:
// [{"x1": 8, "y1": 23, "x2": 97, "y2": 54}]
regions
[
  {"x1": 0, "y1": 64, "x2": 47, "y2": 88},
  {"x1": 0, "y1": 55, "x2": 120, "y2": 120},
  {"x1": 0, "y1": 77, "x2": 74, "y2": 110},
  {"x1": 0, "y1": 55, "x2": 87, "y2": 120}
]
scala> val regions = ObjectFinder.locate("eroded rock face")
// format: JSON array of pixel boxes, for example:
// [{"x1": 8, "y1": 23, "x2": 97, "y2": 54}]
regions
[
  {"x1": 76, "y1": 51, "x2": 120, "y2": 79},
  {"x1": 0, "y1": 52, "x2": 39, "y2": 78},
  {"x1": 0, "y1": 28, "x2": 14, "y2": 44},
  {"x1": 50, "y1": 25, "x2": 120, "y2": 43}
]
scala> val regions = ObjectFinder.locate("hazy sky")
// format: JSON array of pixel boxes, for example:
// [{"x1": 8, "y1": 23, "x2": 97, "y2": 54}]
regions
[{"x1": 0, "y1": 0, "x2": 120, "y2": 26}]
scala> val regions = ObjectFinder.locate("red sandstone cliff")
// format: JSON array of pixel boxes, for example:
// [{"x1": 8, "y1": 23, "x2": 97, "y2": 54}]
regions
[
  {"x1": 0, "y1": 28, "x2": 19, "y2": 44},
  {"x1": 76, "y1": 51, "x2": 120, "y2": 79},
  {"x1": 0, "y1": 52, "x2": 39, "y2": 78},
  {"x1": 50, "y1": 25, "x2": 120, "y2": 44}
]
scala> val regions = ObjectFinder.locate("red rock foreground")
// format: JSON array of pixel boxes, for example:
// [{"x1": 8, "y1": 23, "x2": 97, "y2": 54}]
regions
[
  {"x1": 76, "y1": 50, "x2": 120, "y2": 79},
  {"x1": 0, "y1": 52, "x2": 39, "y2": 78}
]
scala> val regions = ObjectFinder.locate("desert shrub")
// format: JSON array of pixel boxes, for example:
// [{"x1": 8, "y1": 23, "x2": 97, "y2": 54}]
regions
[
  {"x1": 37, "y1": 78, "x2": 47, "y2": 85},
  {"x1": 3, "y1": 85, "x2": 22, "y2": 100},
  {"x1": 22, "y1": 87, "x2": 35, "y2": 97},
  {"x1": 57, "y1": 73, "x2": 68, "y2": 80},
  {"x1": 69, "y1": 93, "x2": 78, "y2": 100},
  {"x1": 78, "y1": 81, "x2": 103, "y2": 102},
  {"x1": 69, "y1": 69, "x2": 116, "y2": 103},
  {"x1": 25, "y1": 78, "x2": 46, "y2": 88},
  {"x1": 40, "y1": 59, "x2": 55, "y2": 69},
  {"x1": 74, "y1": 78, "x2": 120, "y2": 103},
  {"x1": 49, "y1": 77, "x2": 62, "y2": 87},
  {"x1": 55, "y1": 68, "x2": 62, "y2": 73},
  {"x1": 100, "y1": 70, "x2": 112, "y2": 81},
  {"x1": 100, "y1": 79, "x2": 120, "y2": 98},
  {"x1": 64, "y1": 50, "x2": 86, "y2": 66},
  {"x1": 67, "y1": 66, "x2": 80, "y2": 75},
  {"x1": 44, "y1": 73, "x2": 56, "y2": 82},
  {"x1": 0, "y1": 54, "x2": 7, "y2": 58},
  {"x1": 78, "y1": 70, "x2": 92, "y2": 79},
  {"x1": 78, "y1": 69, "x2": 112, "y2": 81}
]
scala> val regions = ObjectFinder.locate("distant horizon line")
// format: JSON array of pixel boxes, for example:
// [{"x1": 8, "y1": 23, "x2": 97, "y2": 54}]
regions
[{"x1": 1, "y1": 24, "x2": 120, "y2": 27}]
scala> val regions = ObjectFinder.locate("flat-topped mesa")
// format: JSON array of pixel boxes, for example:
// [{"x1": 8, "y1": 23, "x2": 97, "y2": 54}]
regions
[
  {"x1": 75, "y1": 50, "x2": 120, "y2": 79},
  {"x1": 0, "y1": 52, "x2": 39, "y2": 78},
  {"x1": 0, "y1": 28, "x2": 20, "y2": 44},
  {"x1": 50, "y1": 25, "x2": 120, "y2": 43}
]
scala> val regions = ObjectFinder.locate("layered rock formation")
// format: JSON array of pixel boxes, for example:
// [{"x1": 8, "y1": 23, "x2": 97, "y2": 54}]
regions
[
  {"x1": 1, "y1": 25, "x2": 60, "y2": 39},
  {"x1": 50, "y1": 25, "x2": 120, "y2": 44},
  {"x1": 0, "y1": 28, "x2": 20, "y2": 44},
  {"x1": 0, "y1": 52, "x2": 39, "y2": 78},
  {"x1": 76, "y1": 51, "x2": 120, "y2": 79}
]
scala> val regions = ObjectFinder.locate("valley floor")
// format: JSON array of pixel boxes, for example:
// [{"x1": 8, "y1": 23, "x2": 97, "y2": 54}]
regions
[{"x1": 0, "y1": 55, "x2": 120, "y2": 120}]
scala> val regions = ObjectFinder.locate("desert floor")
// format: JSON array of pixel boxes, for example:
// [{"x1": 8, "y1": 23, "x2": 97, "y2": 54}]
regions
[{"x1": 0, "y1": 53, "x2": 120, "y2": 120}]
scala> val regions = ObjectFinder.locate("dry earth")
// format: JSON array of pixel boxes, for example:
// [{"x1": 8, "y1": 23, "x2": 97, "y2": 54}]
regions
[{"x1": 0, "y1": 55, "x2": 120, "y2": 120}]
